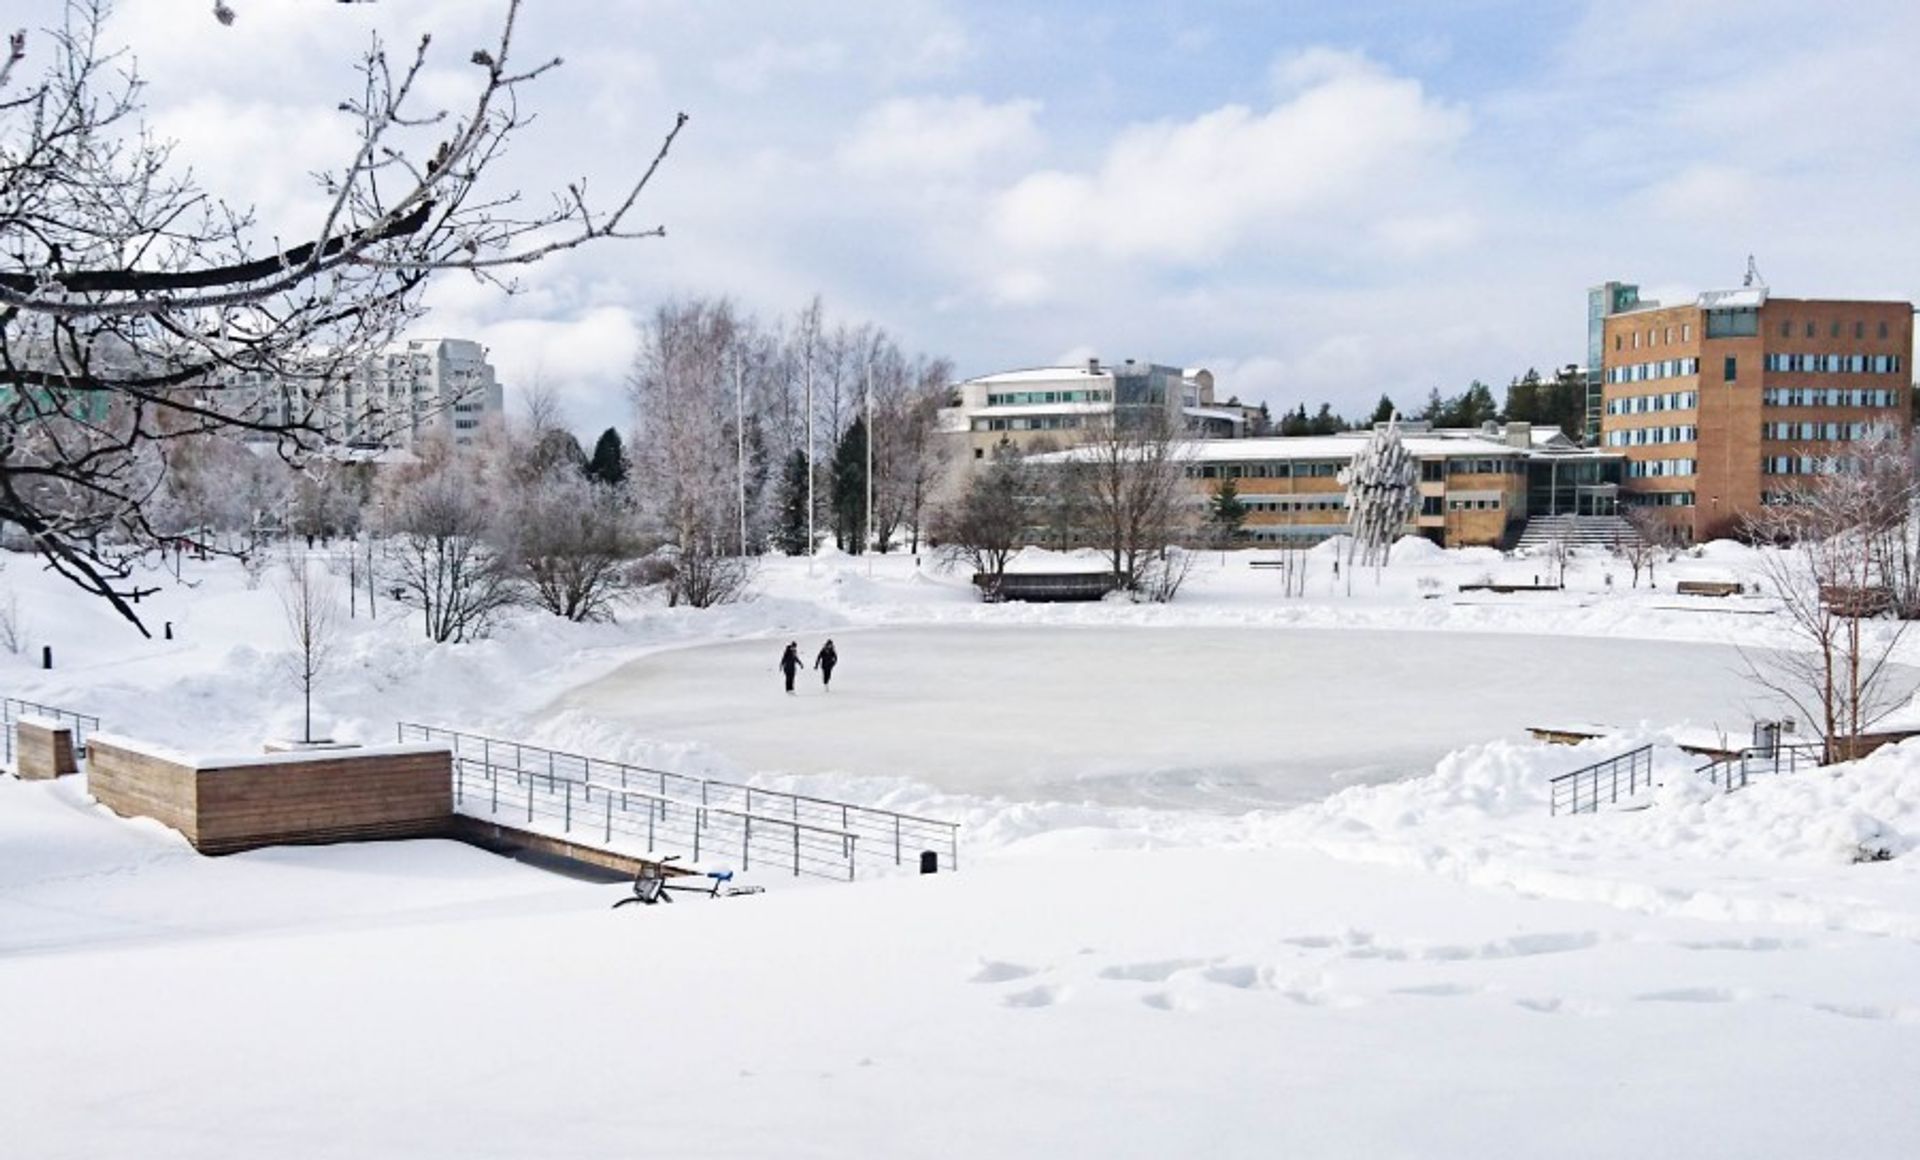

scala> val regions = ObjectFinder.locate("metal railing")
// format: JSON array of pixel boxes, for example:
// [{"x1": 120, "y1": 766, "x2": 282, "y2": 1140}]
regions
[
  {"x1": 402, "y1": 723, "x2": 961, "y2": 880},
  {"x1": 3, "y1": 697, "x2": 101, "y2": 768},
  {"x1": 1548, "y1": 744, "x2": 1655, "y2": 816},
  {"x1": 1695, "y1": 741, "x2": 1824, "y2": 795}
]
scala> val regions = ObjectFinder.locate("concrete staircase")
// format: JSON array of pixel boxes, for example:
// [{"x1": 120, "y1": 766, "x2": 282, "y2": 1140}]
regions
[{"x1": 1512, "y1": 514, "x2": 1638, "y2": 551}]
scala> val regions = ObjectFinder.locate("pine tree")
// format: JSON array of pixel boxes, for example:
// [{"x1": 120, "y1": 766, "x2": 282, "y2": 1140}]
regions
[
  {"x1": 1368, "y1": 394, "x2": 1397, "y2": 425},
  {"x1": 585, "y1": 428, "x2": 629, "y2": 487},
  {"x1": 829, "y1": 416, "x2": 869, "y2": 553},
  {"x1": 1207, "y1": 477, "x2": 1248, "y2": 546},
  {"x1": 773, "y1": 449, "x2": 813, "y2": 555}
]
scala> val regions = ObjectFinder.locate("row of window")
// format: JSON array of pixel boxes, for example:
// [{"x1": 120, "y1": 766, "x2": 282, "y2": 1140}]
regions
[
  {"x1": 1762, "y1": 353, "x2": 1903, "y2": 375},
  {"x1": 1627, "y1": 491, "x2": 1695, "y2": 507},
  {"x1": 1626, "y1": 458, "x2": 1696, "y2": 478},
  {"x1": 1242, "y1": 496, "x2": 1346, "y2": 512},
  {"x1": 1762, "y1": 422, "x2": 1885, "y2": 442},
  {"x1": 1606, "y1": 390, "x2": 1697, "y2": 415},
  {"x1": 1604, "y1": 426, "x2": 1697, "y2": 447},
  {"x1": 1191, "y1": 463, "x2": 1341, "y2": 479},
  {"x1": 1763, "y1": 456, "x2": 1856, "y2": 476},
  {"x1": 984, "y1": 389, "x2": 1110, "y2": 407},
  {"x1": 1762, "y1": 387, "x2": 1901, "y2": 408},
  {"x1": 1616, "y1": 323, "x2": 1693, "y2": 351},
  {"x1": 974, "y1": 416, "x2": 1084, "y2": 432},
  {"x1": 1447, "y1": 497, "x2": 1503, "y2": 511},
  {"x1": 1605, "y1": 358, "x2": 1700, "y2": 385},
  {"x1": 1778, "y1": 319, "x2": 1895, "y2": 340}
]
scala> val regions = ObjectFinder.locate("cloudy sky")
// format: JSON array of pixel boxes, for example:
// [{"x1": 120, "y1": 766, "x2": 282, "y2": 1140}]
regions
[{"x1": 16, "y1": 0, "x2": 1920, "y2": 436}]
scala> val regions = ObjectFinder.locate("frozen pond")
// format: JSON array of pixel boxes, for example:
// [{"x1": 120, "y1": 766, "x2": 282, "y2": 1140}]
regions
[{"x1": 552, "y1": 626, "x2": 1805, "y2": 811}]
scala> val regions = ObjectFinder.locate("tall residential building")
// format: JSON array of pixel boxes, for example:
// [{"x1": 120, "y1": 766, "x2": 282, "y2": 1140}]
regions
[
  {"x1": 1598, "y1": 284, "x2": 1913, "y2": 542},
  {"x1": 331, "y1": 338, "x2": 505, "y2": 449},
  {"x1": 943, "y1": 357, "x2": 1242, "y2": 462}
]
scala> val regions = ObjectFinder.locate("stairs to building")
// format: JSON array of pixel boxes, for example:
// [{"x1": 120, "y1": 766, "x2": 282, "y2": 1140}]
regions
[{"x1": 1512, "y1": 514, "x2": 1638, "y2": 551}]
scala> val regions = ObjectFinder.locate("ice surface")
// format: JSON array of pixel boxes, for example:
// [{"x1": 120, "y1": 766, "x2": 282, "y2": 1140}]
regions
[{"x1": 552, "y1": 625, "x2": 1801, "y2": 810}]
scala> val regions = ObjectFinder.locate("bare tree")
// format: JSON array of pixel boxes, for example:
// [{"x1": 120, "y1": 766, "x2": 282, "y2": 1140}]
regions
[
  {"x1": 1, "y1": 0, "x2": 685, "y2": 632},
  {"x1": 1618, "y1": 506, "x2": 1675, "y2": 588},
  {"x1": 1073, "y1": 408, "x2": 1197, "y2": 598},
  {"x1": 1743, "y1": 471, "x2": 1915, "y2": 761},
  {"x1": 376, "y1": 438, "x2": 520, "y2": 642},
  {"x1": 276, "y1": 552, "x2": 341, "y2": 743},
  {"x1": 628, "y1": 299, "x2": 755, "y2": 608},
  {"x1": 509, "y1": 469, "x2": 642, "y2": 622},
  {"x1": 929, "y1": 449, "x2": 1032, "y2": 588}
]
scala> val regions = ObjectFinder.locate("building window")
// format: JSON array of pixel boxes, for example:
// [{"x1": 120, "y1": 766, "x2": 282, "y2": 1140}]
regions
[
  {"x1": 1682, "y1": 323, "x2": 1692, "y2": 341},
  {"x1": 1806, "y1": 321, "x2": 1816, "y2": 338},
  {"x1": 1855, "y1": 321, "x2": 1865, "y2": 339},
  {"x1": 1880, "y1": 321, "x2": 1890, "y2": 339},
  {"x1": 1723, "y1": 356, "x2": 1737, "y2": 382},
  {"x1": 1780, "y1": 321, "x2": 1792, "y2": 337},
  {"x1": 1421, "y1": 496, "x2": 1443, "y2": 516},
  {"x1": 1831, "y1": 321, "x2": 1842, "y2": 338},
  {"x1": 1420, "y1": 460, "x2": 1444, "y2": 482}
]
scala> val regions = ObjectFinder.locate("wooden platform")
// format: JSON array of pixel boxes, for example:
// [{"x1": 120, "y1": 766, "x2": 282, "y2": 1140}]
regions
[{"x1": 87, "y1": 735, "x2": 454, "y2": 855}]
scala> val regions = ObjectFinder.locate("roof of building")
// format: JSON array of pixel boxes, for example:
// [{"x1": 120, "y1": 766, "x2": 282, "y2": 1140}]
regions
[
  {"x1": 965, "y1": 366, "x2": 1108, "y2": 386},
  {"x1": 1696, "y1": 287, "x2": 1768, "y2": 310}
]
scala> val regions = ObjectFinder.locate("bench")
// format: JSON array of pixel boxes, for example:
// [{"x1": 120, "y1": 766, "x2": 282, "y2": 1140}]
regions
[
  {"x1": 1248, "y1": 559, "x2": 1293, "y2": 569},
  {"x1": 1457, "y1": 583, "x2": 1562, "y2": 593},
  {"x1": 1675, "y1": 580, "x2": 1742, "y2": 597}
]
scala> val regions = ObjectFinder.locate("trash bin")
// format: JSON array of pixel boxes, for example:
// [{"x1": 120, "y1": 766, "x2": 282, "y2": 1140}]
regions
[{"x1": 919, "y1": 850, "x2": 938, "y2": 875}]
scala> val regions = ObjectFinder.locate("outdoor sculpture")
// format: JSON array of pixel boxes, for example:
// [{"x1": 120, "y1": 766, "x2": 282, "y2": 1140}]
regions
[{"x1": 1339, "y1": 418, "x2": 1418, "y2": 573}]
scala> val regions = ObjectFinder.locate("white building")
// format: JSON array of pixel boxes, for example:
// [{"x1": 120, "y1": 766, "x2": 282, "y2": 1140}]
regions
[
  {"x1": 943, "y1": 357, "x2": 1242, "y2": 463},
  {"x1": 333, "y1": 338, "x2": 504, "y2": 449}
]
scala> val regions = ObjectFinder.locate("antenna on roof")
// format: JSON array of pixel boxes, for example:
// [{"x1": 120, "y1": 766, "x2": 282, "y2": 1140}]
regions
[{"x1": 1743, "y1": 254, "x2": 1767, "y2": 289}]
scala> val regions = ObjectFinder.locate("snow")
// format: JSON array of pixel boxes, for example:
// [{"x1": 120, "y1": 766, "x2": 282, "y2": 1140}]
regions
[{"x1": 3, "y1": 542, "x2": 1920, "y2": 1156}]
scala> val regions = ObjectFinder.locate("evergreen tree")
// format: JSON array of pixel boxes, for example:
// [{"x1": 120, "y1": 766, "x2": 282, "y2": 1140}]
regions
[
  {"x1": 585, "y1": 428, "x2": 629, "y2": 487},
  {"x1": 829, "y1": 416, "x2": 869, "y2": 553},
  {"x1": 1252, "y1": 401, "x2": 1273, "y2": 436},
  {"x1": 773, "y1": 449, "x2": 813, "y2": 555},
  {"x1": 1278, "y1": 403, "x2": 1311, "y2": 436},
  {"x1": 1368, "y1": 394, "x2": 1397, "y2": 425},
  {"x1": 1207, "y1": 477, "x2": 1248, "y2": 546},
  {"x1": 1419, "y1": 388, "x2": 1446, "y2": 422},
  {"x1": 1307, "y1": 403, "x2": 1345, "y2": 435}
]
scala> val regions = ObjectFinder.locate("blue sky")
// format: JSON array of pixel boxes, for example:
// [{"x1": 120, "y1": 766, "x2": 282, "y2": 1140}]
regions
[{"x1": 14, "y1": 0, "x2": 1920, "y2": 436}]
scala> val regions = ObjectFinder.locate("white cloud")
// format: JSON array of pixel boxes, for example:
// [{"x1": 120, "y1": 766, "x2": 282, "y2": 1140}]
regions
[
  {"x1": 712, "y1": 39, "x2": 846, "y2": 95},
  {"x1": 988, "y1": 50, "x2": 1469, "y2": 265},
  {"x1": 839, "y1": 96, "x2": 1042, "y2": 177}
]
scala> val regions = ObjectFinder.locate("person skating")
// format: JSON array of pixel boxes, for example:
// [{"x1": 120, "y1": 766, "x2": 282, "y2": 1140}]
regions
[
  {"x1": 778, "y1": 641, "x2": 802, "y2": 694},
  {"x1": 814, "y1": 639, "x2": 838, "y2": 690}
]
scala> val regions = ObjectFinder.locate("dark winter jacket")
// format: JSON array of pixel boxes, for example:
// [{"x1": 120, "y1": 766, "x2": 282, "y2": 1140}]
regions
[
  {"x1": 779, "y1": 645, "x2": 802, "y2": 675},
  {"x1": 814, "y1": 643, "x2": 838, "y2": 671}
]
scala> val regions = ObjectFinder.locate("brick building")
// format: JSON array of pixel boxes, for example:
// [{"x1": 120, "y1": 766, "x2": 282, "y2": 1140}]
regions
[{"x1": 1599, "y1": 285, "x2": 1914, "y2": 541}]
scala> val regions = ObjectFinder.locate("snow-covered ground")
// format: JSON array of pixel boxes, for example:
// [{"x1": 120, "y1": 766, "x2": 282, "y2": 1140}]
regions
[{"x1": 2, "y1": 541, "x2": 1919, "y2": 1157}]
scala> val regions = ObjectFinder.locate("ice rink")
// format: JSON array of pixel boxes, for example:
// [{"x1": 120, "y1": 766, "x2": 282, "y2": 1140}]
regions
[{"x1": 551, "y1": 626, "x2": 1802, "y2": 810}]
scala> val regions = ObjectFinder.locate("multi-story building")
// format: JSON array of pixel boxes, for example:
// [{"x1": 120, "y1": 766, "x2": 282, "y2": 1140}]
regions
[
  {"x1": 1586, "y1": 281, "x2": 1646, "y2": 443},
  {"x1": 233, "y1": 337, "x2": 505, "y2": 450},
  {"x1": 944, "y1": 358, "x2": 1243, "y2": 462},
  {"x1": 1598, "y1": 284, "x2": 1913, "y2": 542},
  {"x1": 1185, "y1": 422, "x2": 1617, "y2": 548},
  {"x1": 333, "y1": 338, "x2": 505, "y2": 449}
]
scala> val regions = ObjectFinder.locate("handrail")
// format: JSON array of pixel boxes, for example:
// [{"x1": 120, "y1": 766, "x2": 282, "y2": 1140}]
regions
[
  {"x1": 1695, "y1": 741, "x2": 1823, "y2": 794},
  {"x1": 1548, "y1": 743, "x2": 1655, "y2": 816},
  {"x1": 451, "y1": 756, "x2": 861, "y2": 881},
  {"x1": 404, "y1": 721, "x2": 960, "y2": 874},
  {"x1": 3, "y1": 696, "x2": 102, "y2": 768}
]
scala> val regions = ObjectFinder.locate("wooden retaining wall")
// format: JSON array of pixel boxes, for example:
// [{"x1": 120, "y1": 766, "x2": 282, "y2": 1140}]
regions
[
  {"x1": 87, "y1": 735, "x2": 453, "y2": 855},
  {"x1": 14, "y1": 716, "x2": 79, "y2": 780}
]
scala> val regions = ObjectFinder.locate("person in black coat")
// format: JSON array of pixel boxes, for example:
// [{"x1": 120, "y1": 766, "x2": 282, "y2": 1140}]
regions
[
  {"x1": 778, "y1": 641, "x2": 802, "y2": 693},
  {"x1": 814, "y1": 639, "x2": 838, "y2": 690}
]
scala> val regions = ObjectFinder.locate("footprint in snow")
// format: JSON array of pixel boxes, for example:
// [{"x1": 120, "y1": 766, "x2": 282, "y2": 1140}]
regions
[
  {"x1": 1392, "y1": 983, "x2": 1479, "y2": 998},
  {"x1": 1098, "y1": 958, "x2": 1206, "y2": 983},
  {"x1": 1002, "y1": 984, "x2": 1065, "y2": 1009},
  {"x1": 969, "y1": 960, "x2": 1039, "y2": 984},
  {"x1": 1635, "y1": 987, "x2": 1744, "y2": 1004}
]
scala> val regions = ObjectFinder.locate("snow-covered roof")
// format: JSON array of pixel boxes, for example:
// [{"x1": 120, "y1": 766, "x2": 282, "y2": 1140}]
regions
[
  {"x1": 966, "y1": 366, "x2": 1107, "y2": 386},
  {"x1": 1182, "y1": 407, "x2": 1245, "y2": 424},
  {"x1": 1697, "y1": 287, "x2": 1768, "y2": 310}
]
